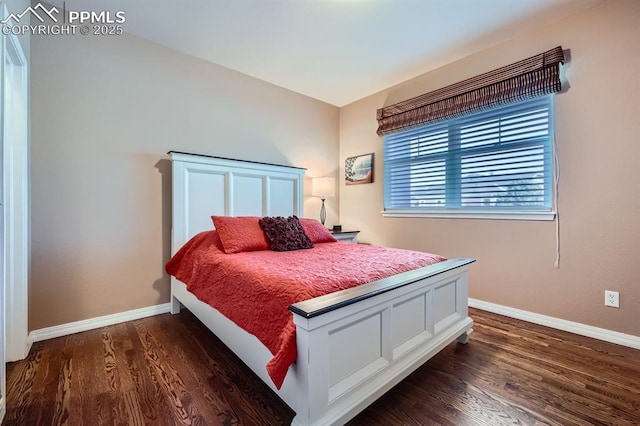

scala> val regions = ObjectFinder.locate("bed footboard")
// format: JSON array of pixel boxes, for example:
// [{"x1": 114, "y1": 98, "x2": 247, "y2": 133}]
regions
[{"x1": 289, "y1": 258, "x2": 474, "y2": 426}]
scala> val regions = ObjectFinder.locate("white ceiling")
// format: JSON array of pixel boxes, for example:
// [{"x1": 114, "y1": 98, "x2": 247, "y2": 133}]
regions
[{"x1": 52, "y1": 0, "x2": 599, "y2": 106}]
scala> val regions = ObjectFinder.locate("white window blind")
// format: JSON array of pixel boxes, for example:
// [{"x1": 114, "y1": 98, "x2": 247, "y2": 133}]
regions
[{"x1": 383, "y1": 96, "x2": 555, "y2": 220}]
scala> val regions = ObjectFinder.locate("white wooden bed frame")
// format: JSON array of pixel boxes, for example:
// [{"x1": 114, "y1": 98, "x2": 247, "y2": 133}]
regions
[{"x1": 168, "y1": 151, "x2": 474, "y2": 425}]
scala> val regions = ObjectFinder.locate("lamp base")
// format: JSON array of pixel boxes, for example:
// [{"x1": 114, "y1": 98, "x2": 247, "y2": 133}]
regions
[{"x1": 320, "y1": 198, "x2": 327, "y2": 225}]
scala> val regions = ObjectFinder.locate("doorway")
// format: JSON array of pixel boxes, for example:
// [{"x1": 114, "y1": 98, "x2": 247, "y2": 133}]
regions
[{"x1": 1, "y1": 5, "x2": 30, "y2": 422}]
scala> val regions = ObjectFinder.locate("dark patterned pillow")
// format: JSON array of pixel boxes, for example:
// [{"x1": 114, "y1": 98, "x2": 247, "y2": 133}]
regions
[{"x1": 259, "y1": 215, "x2": 314, "y2": 251}]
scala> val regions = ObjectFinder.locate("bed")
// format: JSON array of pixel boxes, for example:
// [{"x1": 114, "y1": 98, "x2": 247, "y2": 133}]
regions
[{"x1": 167, "y1": 151, "x2": 475, "y2": 425}]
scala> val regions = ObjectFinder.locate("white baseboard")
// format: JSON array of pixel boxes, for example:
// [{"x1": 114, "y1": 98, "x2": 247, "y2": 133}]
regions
[
  {"x1": 29, "y1": 303, "x2": 172, "y2": 343},
  {"x1": 24, "y1": 299, "x2": 639, "y2": 351},
  {"x1": 0, "y1": 396, "x2": 5, "y2": 424},
  {"x1": 469, "y1": 298, "x2": 640, "y2": 350}
]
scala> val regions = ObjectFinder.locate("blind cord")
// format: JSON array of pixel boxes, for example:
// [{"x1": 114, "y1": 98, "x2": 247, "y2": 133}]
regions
[{"x1": 553, "y1": 133, "x2": 560, "y2": 268}]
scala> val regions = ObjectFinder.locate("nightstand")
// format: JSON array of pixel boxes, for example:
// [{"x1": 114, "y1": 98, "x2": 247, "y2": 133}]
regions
[{"x1": 331, "y1": 230, "x2": 360, "y2": 243}]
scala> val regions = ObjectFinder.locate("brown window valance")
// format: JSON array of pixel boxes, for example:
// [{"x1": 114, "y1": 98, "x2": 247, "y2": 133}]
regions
[{"x1": 376, "y1": 46, "x2": 565, "y2": 136}]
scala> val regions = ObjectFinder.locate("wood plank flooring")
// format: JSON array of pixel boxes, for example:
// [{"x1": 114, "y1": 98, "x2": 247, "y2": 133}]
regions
[{"x1": 6, "y1": 308, "x2": 640, "y2": 425}]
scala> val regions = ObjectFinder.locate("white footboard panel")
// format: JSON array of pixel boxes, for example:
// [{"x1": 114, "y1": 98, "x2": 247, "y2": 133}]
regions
[{"x1": 290, "y1": 259, "x2": 473, "y2": 425}]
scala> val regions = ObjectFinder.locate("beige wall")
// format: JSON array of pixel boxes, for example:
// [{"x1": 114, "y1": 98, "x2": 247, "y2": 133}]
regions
[
  {"x1": 339, "y1": 0, "x2": 640, "y2": 336},
  {"x1": 30, "y1": 32, "x2": 339, "y2": 329},
  {"x1": 29, "y1": 0, "x2": 640, "y2": 337}
]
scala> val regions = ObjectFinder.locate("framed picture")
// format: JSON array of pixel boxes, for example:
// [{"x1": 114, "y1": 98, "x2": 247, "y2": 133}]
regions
[{"x1": 345, "y1": 153, "x2": 374, "y2": 185}]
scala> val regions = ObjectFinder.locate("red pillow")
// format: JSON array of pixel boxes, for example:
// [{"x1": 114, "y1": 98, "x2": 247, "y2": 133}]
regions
[
  {"x1": 211, "y1": 216, "x2": 269, "y2": 254},
  {"x1": 299, "y1": 218, "x2": 337, "y2": 243}
]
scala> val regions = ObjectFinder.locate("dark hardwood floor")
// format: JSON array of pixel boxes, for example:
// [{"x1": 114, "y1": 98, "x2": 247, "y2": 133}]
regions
[{"x1": 6, "y1": 308, "x2": 640, "y2": 425}]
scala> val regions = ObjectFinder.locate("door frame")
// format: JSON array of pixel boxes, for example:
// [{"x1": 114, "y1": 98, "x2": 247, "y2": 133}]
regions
[
  {"x1": 2, "y1": 2, "x2": 30, "y2": 368},
  {"x1": 0, "y1": 4, "x2": 4, "y2": 407}
]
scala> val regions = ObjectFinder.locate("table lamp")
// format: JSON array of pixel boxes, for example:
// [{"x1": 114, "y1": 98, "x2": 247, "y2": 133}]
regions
[{"x1": 311, "y1": 177, "x2": 335, "y2": 226}]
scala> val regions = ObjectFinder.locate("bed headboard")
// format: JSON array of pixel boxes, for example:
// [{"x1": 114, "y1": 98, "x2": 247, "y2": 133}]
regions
[{"x1": 169, "y1": 151, "x2": 306, "y2": 254}]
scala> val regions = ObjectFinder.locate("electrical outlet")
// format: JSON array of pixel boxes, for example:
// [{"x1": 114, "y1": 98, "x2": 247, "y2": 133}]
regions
[{"x1": 605, "y1": 290, "x2": 620, "y2": 308}]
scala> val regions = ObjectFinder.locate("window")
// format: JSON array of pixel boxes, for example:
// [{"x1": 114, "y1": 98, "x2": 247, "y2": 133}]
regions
[{"x1": 383, "y1": 96, "x2": 555, "y2": 220}]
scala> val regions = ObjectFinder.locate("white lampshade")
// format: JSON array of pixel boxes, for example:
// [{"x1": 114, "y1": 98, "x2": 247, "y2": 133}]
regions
[{"x1": 312, "y1": 177, "x2": 335, "y2": 198}]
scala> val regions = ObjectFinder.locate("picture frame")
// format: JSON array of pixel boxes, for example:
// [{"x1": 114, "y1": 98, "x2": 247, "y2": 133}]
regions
[{"x1": 345, "y1": 153, "x2": 374, "y2": 185}]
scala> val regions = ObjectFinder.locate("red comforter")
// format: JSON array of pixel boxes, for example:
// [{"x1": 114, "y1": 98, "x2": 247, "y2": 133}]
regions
[{"x1": 166, "y1": 231, "x2": 445, "y2": 389}]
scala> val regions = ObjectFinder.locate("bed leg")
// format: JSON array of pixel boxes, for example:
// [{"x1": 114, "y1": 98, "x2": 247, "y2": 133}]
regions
[
  {"x1": 170, "y1": 295, "x2": 181, "y2": 314},
  {"x1": 457, "y1": 328, "x2": 473, "y2": 344}
]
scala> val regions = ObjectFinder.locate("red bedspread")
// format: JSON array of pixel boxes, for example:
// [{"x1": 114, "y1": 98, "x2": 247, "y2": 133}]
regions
[{"x1": 165, "y1": 231, "x2": 446, "y2": 389}]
